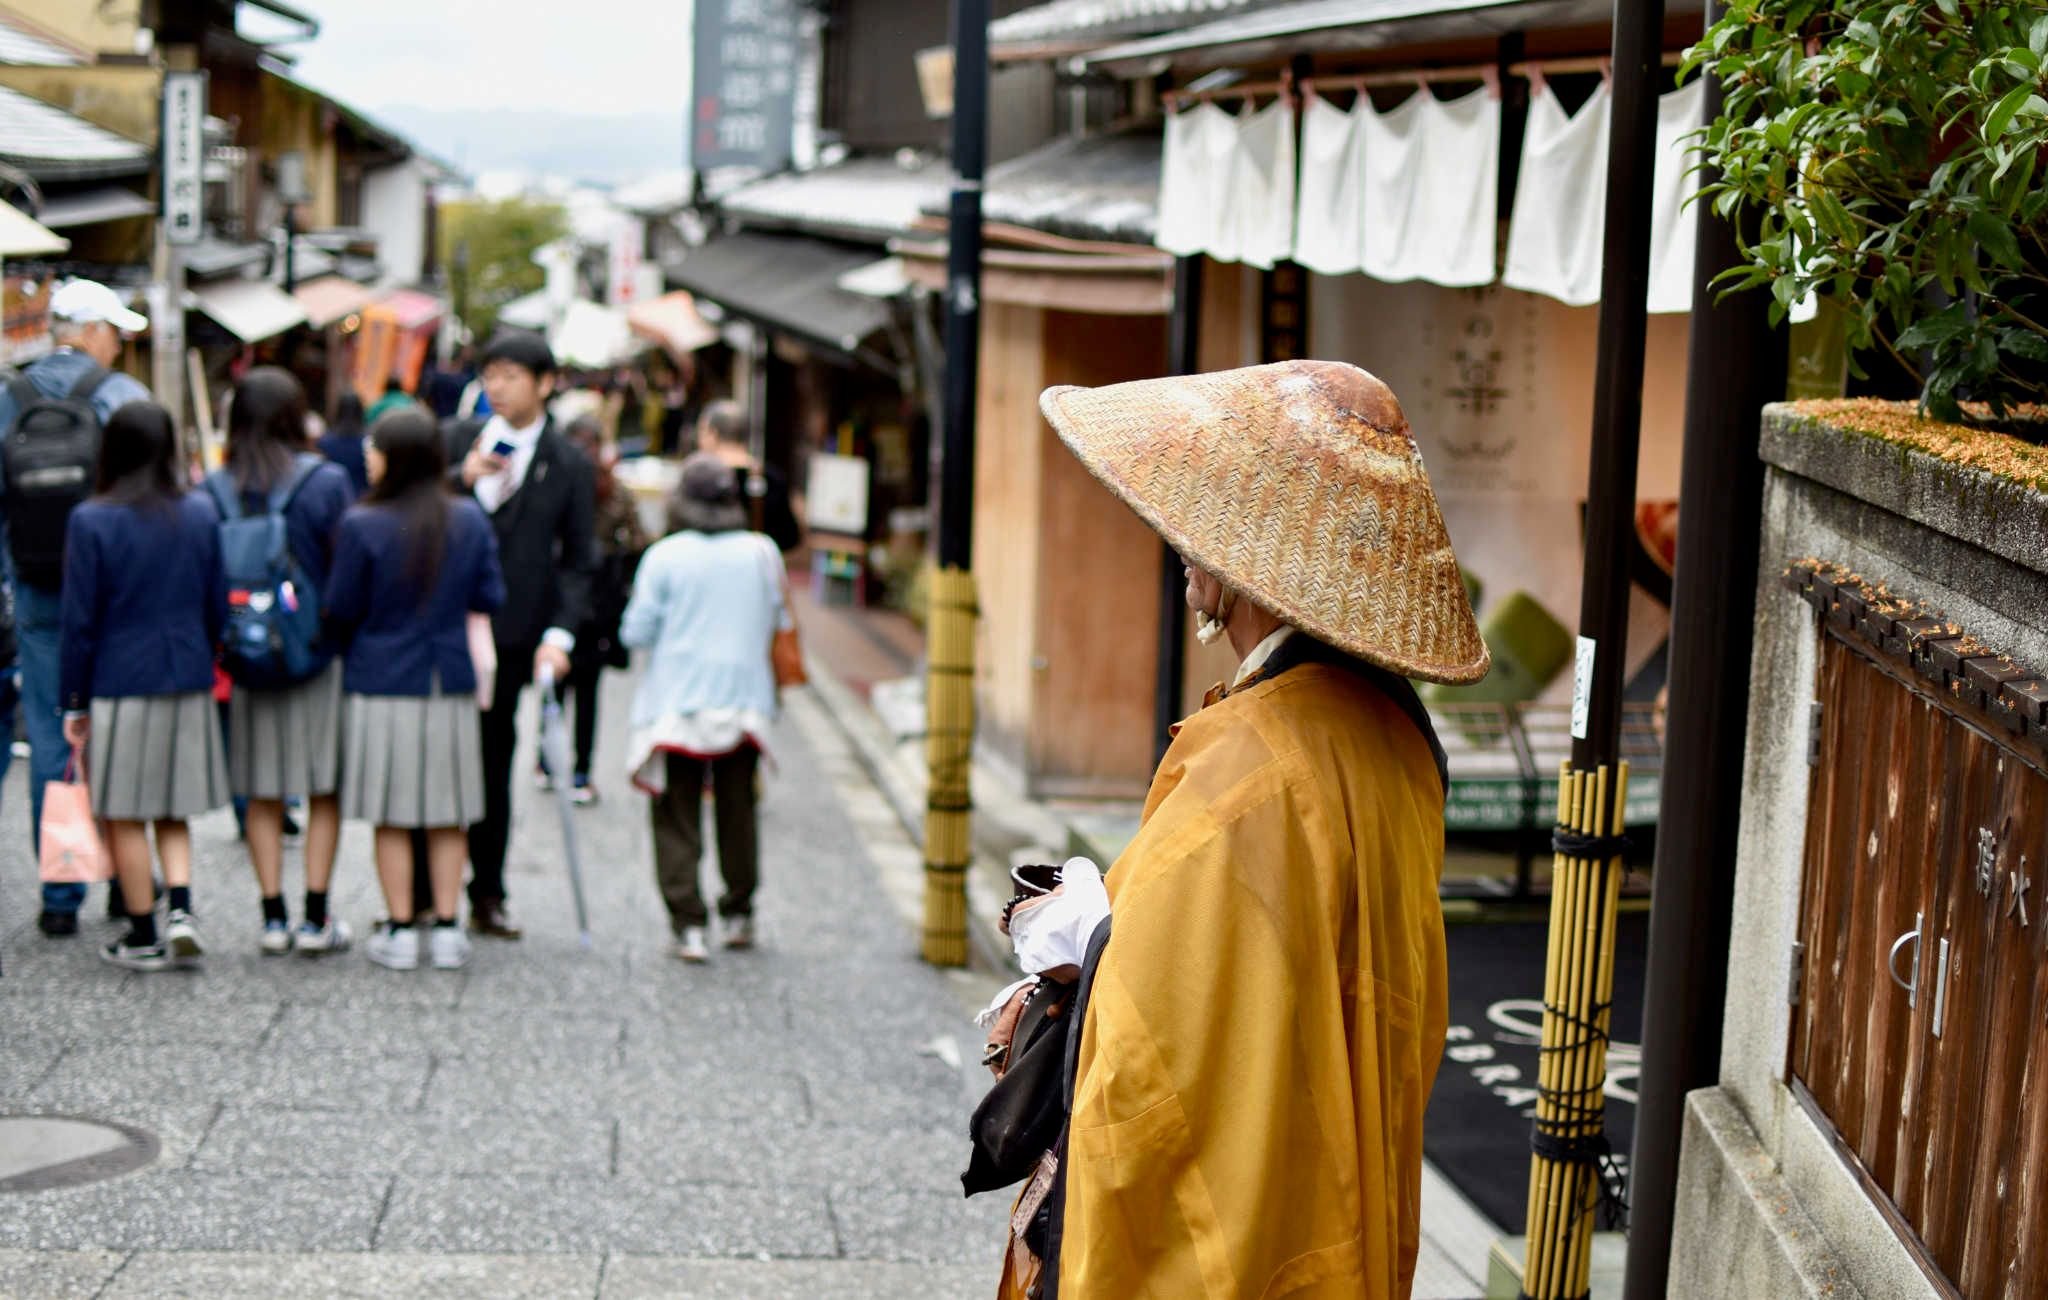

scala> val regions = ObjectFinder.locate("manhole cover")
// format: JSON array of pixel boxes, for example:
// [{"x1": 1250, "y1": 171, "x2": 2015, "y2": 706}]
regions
[{"x1": 0, "y1": 1116, "x2": 158, "y2": 1192}]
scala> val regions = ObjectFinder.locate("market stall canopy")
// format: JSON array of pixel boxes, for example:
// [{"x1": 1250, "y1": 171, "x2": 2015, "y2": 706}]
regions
[
  {"x1": 292, "y1": 275, "x2": 377, "y2": 329},
  {"x1": 0, "y1": 85, "x2": 151, "y2": 183},
  {"x1": 626, "y1": 291, "x2": 719, "y2": 357},
  {"x1": 662, "y1": 231, "x2": 894, "y2": 367},
  {"x1": 0, "y1": 200, "x2": 68, "y2": 257},
  {"x1": 189, "y1": 279, "x2": 309, "y2": 344},
  {"x1": 720, "y1": 156, "x2": 955, "y2": 245},
  {"x1": 1083, "y1": 0, "x2": 1703, "y2": 74},
  {"x1": 496, "y1": 288, "x2": 553, "y2": 332},
  {"x1": 375, "y1": 288, "x2": 445, "y2": 332},
  {"x1": 550, "y1": 299, "x2": 646, "y2": 369},
  {"x1": 33, "y1": 186, "x2": 154, "y2": 230}
]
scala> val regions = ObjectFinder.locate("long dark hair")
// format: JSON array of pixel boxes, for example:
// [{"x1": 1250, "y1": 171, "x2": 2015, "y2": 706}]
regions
[
  {"x1": 332, "y1": 392, "x2": 365, "y2": 438},
  {"x1": 227, "y1": 366, "x2": 307, "y2": 493},
  {"x1": 363, "y1": 408, "x2": 450, "y2": 602},
  {"x1": 94, "y1": 400, "x2": 184, "y2": 510}
]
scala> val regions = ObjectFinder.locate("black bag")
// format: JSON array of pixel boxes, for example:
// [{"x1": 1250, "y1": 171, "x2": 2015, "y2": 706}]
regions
[
  {"x1": 3, "y1": 364, "x2": 110, "y2": 590},
  {"x1": 962, "y1": 976, "x2": 1078, "y2": 1197}
]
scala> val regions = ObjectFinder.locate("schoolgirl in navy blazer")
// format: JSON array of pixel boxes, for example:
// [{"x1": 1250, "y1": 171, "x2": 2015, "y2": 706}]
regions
[
  {"x1": 60, "y1": 491, "x2": 225, "y2": 714},
  {"x1": 324, "y1": 497, "x2": 506, "y2": 695}
]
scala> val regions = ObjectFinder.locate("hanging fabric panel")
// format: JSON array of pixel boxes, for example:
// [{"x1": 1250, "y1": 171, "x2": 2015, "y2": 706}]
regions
[
  {"x1": 1156, "y1": 101, "x2": 1239, "y2": 260},
  {"x1": 1357, "y1": 84, "x2": 1501, "y2": 289},
  {"x1": 1502, "y1": 80, "x2": 1613, "y2": 307},
  {"x1": 1503, "y1": 77, "x2": 1707, "y2": 313},
  {"x1": 1231, "y1": 99, "x2": 1297, "y2": 270},
  {"x1": 1292, "y1": 94, "x2": 1363, "y2": 276}
]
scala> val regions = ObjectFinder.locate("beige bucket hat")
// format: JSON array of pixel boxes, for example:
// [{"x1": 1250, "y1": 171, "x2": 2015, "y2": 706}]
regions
[{"x1": 1040, "y1": 359, "x2": 1489, "y2": 686}]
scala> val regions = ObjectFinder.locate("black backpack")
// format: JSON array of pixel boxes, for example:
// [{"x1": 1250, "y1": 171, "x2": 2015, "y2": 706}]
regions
[{"x1": 3, "y1": 363, "x2": 112, "y2": 590}]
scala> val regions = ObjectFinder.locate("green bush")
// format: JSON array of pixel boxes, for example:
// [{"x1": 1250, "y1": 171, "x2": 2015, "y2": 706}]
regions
[{"x1": 1688, "y1": 2, "x2": 2048, "y2": 421}]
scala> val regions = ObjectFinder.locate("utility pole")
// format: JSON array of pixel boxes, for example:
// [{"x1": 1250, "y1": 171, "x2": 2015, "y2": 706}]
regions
[
  {"x1": 1521, "y1": 0, "x2": 1666, "y2": 1295},
  {"x1": 921, "y1": 0, "x2": 988, "y2": 967}
]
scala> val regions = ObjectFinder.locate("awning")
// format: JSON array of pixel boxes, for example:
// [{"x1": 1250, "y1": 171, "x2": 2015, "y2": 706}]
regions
[
  {"x1": 662, "y1": 232, "x2": 894, "y2": 364},
  {"x1": 189, "y1": 279, "x2": 309, "y2": 343},
  {"x1": 720, "y1": 156, "x2": 954, "y2": 244},
  {"x1": 838, "y1": 258, "x2": 911, "y2": 300},
  {"x1": 0, "y1": 200, "x2": 68, "y2": 257},
  {"x1": 991, "y1": 0, "x2": 1267, "y2": 57},
  {"x1": 1084, "y1": 0, "x2": 1683, "y2": 74},
  {"x1": 551, "y1": 299, "x2": 648, "y2": 369},
  {"x1": 375, "y1": 288, "x2": 444, "y2": 332},
  {"x1": 925, "y1": 128, "x2": 1162, "y2": 246},
  {"x1": 34, "y1": 186, "x2": 154, "y2": 230},
  {"x1": 496, "y1": 288, "x2": 553, "y2": 331},
  {"x1": 292, "y1": 275, "x2": 377, "y2": 329},
  {"x1": 626, "y1": 291, "x2": 720, "y2": 356},
  {"x1": 0, "y1": 84, "x2": 151, "y2": 182},
  {"x1": 182, "y1": 236, "x2": 271, "y2": 279}
]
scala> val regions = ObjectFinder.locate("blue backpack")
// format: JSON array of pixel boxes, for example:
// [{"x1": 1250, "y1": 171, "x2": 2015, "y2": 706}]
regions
[{"x1": 205, "y1": 454, "x2": 331, "y2": 689}]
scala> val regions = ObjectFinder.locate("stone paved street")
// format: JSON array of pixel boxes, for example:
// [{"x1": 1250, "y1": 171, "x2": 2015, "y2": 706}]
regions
[{"x1": 0, "y1": 670, "x2": 1010, "y2": 1297}]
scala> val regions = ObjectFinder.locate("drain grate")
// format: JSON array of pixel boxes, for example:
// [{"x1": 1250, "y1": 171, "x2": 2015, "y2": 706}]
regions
[{"x1": 0, "y1": 1116, "x2": 158, "y2": 1192}]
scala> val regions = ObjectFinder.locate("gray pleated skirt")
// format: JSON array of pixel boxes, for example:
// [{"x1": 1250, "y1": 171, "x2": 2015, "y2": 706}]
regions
[
  {"x1": 89, "y1": 690, "x2": 231, "y2": 822},
  {"x1": 228, "y1": 661, "x2": 343, "y2": 800},
  {"x1": 340, "y1": 691, "x2": 486, "y2": 829}
]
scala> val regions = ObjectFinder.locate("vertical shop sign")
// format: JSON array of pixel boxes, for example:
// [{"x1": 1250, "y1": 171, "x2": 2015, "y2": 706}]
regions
[
  {"x1": 692, "y1": 0, "x2": 799, "y2": 172},
  {"x1": 161, "y1": 71, "x2": 207, "y2": 246}
]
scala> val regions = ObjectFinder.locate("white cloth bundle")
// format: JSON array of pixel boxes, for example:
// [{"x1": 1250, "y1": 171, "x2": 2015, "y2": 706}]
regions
[
  {"x1": 1008, "y1": 856, "x2": 1110, "y2": 976},
  {"x1": 1293, "y1": 94, "x2": 1364, "y2": 275},
  {"x1": 1357, "y1": 84, "x2": 1501, "y2": 288},
  {"x1": 1503, "y1": 77, "x2": 1708, "y2": 312}
]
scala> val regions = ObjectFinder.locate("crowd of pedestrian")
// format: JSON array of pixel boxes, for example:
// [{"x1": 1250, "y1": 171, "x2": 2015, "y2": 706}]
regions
[{"x1": 3, "y1": 279, "x2": 801, "y2": 975}]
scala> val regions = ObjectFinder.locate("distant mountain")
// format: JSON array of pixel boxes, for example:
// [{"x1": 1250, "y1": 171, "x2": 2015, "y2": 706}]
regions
[{"x1": 375, "y1": 105, "x2": 685, "y2": 188}]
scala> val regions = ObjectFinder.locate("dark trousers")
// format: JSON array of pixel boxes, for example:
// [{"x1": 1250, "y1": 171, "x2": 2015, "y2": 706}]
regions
[
  {"x1": 569, "y1": 658, "x2": 602, "y2": 777},
  {"x1": 467, "y1": 642, "x2": 533, "y2": 909},
  {"x1": 650, "y1": 747, "x2": 760, "y2": 932}
]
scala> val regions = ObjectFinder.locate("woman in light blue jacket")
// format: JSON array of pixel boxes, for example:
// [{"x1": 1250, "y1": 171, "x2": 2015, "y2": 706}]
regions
[{"x1": 620, "y1": 452, "x2": 786, "y2": 964}]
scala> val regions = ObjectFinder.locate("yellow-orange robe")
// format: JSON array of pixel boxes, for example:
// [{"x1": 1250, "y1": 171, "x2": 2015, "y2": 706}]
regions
[{"x1": 1060, "y1": 660, "x2": 1449, "y2": 1299}]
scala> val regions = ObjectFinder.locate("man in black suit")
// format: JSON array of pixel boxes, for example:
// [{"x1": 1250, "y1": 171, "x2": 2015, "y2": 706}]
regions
[{"x1": 436, "y1": 333, "x2": 596, "y2": 939}]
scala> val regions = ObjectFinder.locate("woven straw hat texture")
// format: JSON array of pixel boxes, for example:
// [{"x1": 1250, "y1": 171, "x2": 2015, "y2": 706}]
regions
[{"x1": 1040, "y1": 360, "x2": 1489, "y2": 686}]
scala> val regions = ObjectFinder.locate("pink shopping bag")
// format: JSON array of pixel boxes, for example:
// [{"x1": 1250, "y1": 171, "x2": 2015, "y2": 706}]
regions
[{"x1": 39, "y1": 751, "x2": 111, "y2": 884}]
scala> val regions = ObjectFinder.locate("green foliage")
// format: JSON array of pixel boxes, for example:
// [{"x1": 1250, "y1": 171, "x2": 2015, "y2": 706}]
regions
[
  {"x1": 437, "y1": 197, "x2": 569, "y2": 342},
  {"x1": 1687, "y1": 1, "x2": 2048, "y2": 421}
]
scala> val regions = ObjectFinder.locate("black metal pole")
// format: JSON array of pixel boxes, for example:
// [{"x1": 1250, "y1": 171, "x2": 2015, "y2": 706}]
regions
[
  {"x1": 1621, "y1": 10, "x2": 1787, "y2": 1294},
  {"x1": 283, "y1": 203, "x2": 297, "y2": 294},
  {"x1": 1153, "y1": 254, "x2": 1202, "y2": 763},
  {"x1": 1569, "y1": 0, "x2": 1667, "y2": 773},
  {"x1": 937, "y1": 0, "x2": 988, "y2": 569}
]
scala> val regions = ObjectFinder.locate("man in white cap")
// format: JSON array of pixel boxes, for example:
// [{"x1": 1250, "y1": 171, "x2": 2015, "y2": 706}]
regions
[
  {"x1": 0, "y1": 278, "x2": 150, "y2": 937},
  {"x1": 995, "y1": 360, "x2": 1486, "y2": 1299}
]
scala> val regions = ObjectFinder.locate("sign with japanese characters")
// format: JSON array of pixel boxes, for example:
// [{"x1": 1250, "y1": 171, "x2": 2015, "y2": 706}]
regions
[
  {"x1": 691, "y1": 0, "x2": 799, "y2": 172},
  {"x1": 160, "y1": 71, "x2": 207, "y2": 247}
]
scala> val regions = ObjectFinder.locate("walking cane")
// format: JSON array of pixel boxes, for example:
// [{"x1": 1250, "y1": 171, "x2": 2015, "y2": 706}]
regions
[{"x1": 535, "y1": 664, "x2": 593, "y2": 948}]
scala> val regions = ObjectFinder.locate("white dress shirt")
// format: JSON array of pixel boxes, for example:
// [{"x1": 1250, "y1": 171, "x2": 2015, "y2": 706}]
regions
[{"x1": 472, "y1": 412, "x2": 546, "y2": 514}]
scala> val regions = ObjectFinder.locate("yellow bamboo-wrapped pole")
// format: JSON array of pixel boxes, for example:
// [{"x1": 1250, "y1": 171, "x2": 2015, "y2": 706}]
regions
[
  {"x1": 921, "y1": 566, "x2": 976, "y2": 966},
  {"x1": 1522, "y1": 761, "x2": 1631, "y2": 1300}
]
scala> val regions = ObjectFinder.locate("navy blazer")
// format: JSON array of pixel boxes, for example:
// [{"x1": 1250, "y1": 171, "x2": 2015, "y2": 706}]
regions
[
  {"x1": 60, "y1": 492, "x2": 225, "y2": 711},
  {"x1": 324, "y1": 497, "x2": 506, "y2": 696}
]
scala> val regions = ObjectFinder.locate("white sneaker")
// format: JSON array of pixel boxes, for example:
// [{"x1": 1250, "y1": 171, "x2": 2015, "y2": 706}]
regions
[
  {"x1": 722, "y1": 916, "x2": 755, "y2": 950},
  {"x1": 296, "y1": 917, "x2": 352, "y2": 956},
  {"x1": 165, "y1": 910, "x2": 204, "y2": 965},
  {"x1": 365, "y1": 924, "x2": 419, "y2": 971},
  {"x1": 428, "y1": 924, "x2": 472, "y2": 970},
  {"x1": 259, "y1": 920, "x2": 294, "y2": 956},
  {"x1": 673, "y1": 926, "x2": 709, "y2": 964}
]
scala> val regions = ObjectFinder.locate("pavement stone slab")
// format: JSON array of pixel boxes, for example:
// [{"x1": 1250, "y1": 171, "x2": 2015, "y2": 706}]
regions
[
  {"x1": 598, "y1": 1255, "x2": 995, "y2": 1299},
  {"x1": 618, "y1": 1118, "x2": 971, "y2": 1192},
  {"x1": 0, "y1": 1247, "x2": 128, "y2": 1298},
  {"x1": 2, "y1": 994, "x2": 284, "y2": 1050},
  {"x1": 0, "y1": 1033, "x2": 66, "y2": 1103},
  {"x1": 29, "y1": 1043, "x2": 431, "y2": 1113},
  {"x1": 377, "y1": 1174, "x2": 837, "y2": 1256},
  {"x1": 193, "y1": 1106, "x2": 616, "y2": 1177},
  {"x1": 102, "y1": 1250, "x2": 605, "y2": 1299},
  {"x1": 828, "y1": 1186, "x2": 1014, "y2": 1266},
  {"x1": 0, "y1": 1172, "x2": 387, "y2": 1250},
  {"x1": 268, "y1": 1004, "x2": 627, "y2": 1062},
  {"x1": 420, "y1": 1058, "x2": 813, "y2": 1126}
]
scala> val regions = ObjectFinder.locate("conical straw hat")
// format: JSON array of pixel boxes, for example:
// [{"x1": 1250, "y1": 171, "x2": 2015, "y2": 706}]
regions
[{"x1": 1040, "y1": 360, "x2": 1489, "y2": 686}]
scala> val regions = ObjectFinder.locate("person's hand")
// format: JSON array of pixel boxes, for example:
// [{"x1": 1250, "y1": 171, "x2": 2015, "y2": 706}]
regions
[
  {"x1": 462, "y1": 446, "x2": 506, "y2": 488},
  {"x1": 62, "y1": 714, "x2": 89, "y2": 749},
  {"x1": 534, "y1": 643, "x2": 571, "y2": 685},
  {"x1": 982, "y1": 979, "x2": 1037, "y2": 1079}
]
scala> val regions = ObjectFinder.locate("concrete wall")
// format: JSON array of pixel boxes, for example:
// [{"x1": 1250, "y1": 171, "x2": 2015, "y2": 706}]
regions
[
  {"x1": 362, "y1": 158, "x2": 429, "y2": 286},
  {"x1": 1671, "y1": 403, "x2": 2048, "y2": 1299}
]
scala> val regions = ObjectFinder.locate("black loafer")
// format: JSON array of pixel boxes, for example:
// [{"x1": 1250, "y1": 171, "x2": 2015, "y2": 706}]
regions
[
  {"x1": 38, "y1": 910, "x2": 79, "y2": 937},
  {"x1": 468, "y1": 903, "x2": 523, "y2": 941}
]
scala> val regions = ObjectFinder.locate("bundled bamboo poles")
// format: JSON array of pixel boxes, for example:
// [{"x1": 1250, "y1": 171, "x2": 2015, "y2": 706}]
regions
[
  {"x1": 921, "y1": 566, "x2": 978, "y2": 966},
  {"x1": 1522, "y1": 760, "x2": 1631, "y2": 1300}
]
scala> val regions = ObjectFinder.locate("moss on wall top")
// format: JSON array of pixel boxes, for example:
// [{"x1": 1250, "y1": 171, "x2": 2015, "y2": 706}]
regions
[{"x1": 1781, "y1": 399, "x2": 2048, "y2": 495}]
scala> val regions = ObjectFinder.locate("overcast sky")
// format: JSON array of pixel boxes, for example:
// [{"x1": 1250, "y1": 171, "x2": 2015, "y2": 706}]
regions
[{"x1": 275, "y1": 0, "x2": 693, "y2": 117}]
